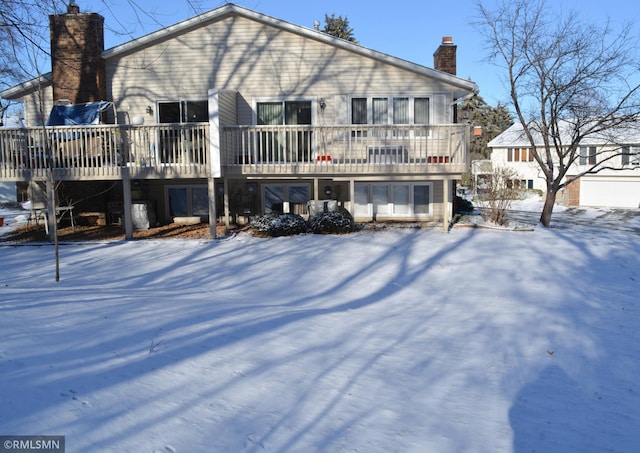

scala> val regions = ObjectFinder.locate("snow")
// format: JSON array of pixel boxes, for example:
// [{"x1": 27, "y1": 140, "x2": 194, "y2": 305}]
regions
[{"x1": 1, "y1": 199, "x2": 639, "y2": 452}]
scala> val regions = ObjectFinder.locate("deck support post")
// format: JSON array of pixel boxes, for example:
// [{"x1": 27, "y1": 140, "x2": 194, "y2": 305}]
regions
[
  {"x1": 348, "y1": 179, "x2": 355, "y2": 218},
  {"x1": 207, "y1": 176, "x2": 217, "y2": 239},
  {"x1": 223, "y1": 178, "x2": 230, "y2": 232},
  {"x1": 122, "y1": 170, "x2": 133, "y2": 240},
  {"x1": 442, "y1": 178, "x2": 451, "y2": 233},
  {"x1": 313, "y1": 178, "x2": 319, "y2": 201}
]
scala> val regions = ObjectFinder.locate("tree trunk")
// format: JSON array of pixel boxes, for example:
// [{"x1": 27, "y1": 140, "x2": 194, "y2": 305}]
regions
[{"x1": 540, "y1": 189, "x2": 557, "y2": 227}]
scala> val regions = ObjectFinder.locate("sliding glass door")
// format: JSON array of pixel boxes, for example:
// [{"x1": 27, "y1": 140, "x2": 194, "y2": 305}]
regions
[{"x1": 257, "y1": 100, "x2": 312, "y2": 162}]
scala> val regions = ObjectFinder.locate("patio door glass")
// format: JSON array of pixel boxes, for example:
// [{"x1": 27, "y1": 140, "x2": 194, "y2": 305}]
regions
[{"x1": 257, "y1": 101, "x2": 312, "y2": 162}]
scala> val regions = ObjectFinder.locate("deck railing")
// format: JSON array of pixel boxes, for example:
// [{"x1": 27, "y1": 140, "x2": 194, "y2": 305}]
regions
[
  {"x1": 0, "y1": 123, "x2": 210, "y2": 179},
  {"x1": 221, "y1": 124, "x2": 470, "y2": 174},
  {"x1": 0, "y1": 123, "x2": 470, "y2": 180}
]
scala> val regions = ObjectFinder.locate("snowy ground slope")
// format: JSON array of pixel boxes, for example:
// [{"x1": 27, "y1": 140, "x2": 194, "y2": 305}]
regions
[{"x1": 0, "y1": 202, "x2": 639, "y2": 452}]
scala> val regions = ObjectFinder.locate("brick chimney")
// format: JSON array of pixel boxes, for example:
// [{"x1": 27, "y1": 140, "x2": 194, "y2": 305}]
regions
[
  {"x1": 433, "y1": 36, "x2": 457, "y2": 76},
  {"x1": 49, "y1": 2, "x2": 106, "y2": 103}
]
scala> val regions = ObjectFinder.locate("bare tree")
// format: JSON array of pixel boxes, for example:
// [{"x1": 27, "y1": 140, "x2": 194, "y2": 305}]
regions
[
  {"x1": 1, "y1": 0, "x2": 62, "y2": 84},
  {"x1": 1, "y1": 0, "x2": 177, "y2": 280},
  {"x1": 475, "y1": 0, "x2": 640, "y2": 227},
  {"x1": 481, "y1": 165, "x2": 523, "y2": 226}
]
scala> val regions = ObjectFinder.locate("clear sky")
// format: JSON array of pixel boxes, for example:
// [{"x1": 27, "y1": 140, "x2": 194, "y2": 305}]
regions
[{"x1": 80, "y1": 0, "x2": 638, "y2": 106}]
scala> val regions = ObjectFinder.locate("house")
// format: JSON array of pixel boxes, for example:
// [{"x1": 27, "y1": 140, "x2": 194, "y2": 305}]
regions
[
  {"x1": 487, "y1": 122, "x2": 640, "y2": 208},
  {"x1": 0, "y1": 3, "x2": 478, "y2": 238}
]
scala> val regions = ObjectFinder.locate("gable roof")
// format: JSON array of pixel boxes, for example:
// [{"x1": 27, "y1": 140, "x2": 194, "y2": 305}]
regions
[
  {"x1": 1, "y1": 3, "x2": 477, "y2": 100},
  {"x1": 488, "y1": 120, "x2": 640, "y2": 148}
]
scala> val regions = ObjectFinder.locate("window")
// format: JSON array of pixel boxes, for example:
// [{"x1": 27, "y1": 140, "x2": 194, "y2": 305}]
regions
[
  {"x1": 256, "y1": 100, "x2": 313, "y2": 162},
  {"x1": 622, "y1": 146, "x2": 640, "y2": 166},
  {"x1": 263, "y1": 184, "x2": 310, "y2": 215},
  {"x1": 413, "y1": 185, "x2": 431, "y2": 214},
  {"x1": 350, "y1": 96, "x2": 430, "y2": 125},
  {"x1": 393, "y1": 185, "x2": 410, "y2": 215},
  {"x1": 257, "y1": 101, "x2": 311, "y2": 125},
  {"x1": 351, "y1": 98, "x2": 368, "y2": 125},
  {"x1": 372, "y1": 185, "x2": 390, "y2": 215},
  {"x1": 158, "y1": 100, "x2": 208, "y2": 123},
  {"x1": 372, "y1": 98, "x2": 388, "y2": 124},
  {"x1": 354, "y1": 182, "x2": 432, "y2": 218},
  {"x1": 157, "y1": 100, "x2": 208, "y2": 163},
  {"x1": 393, "y1": 98, "x2": 409, "y2": 124},
  {"x1": 508, "y1": 148, "x2": 534, "y2": 162},
  {"x1": 167, "y1": 186, "x2": 209, "y2": 219},
  {"x1": 414, "y1": 98, "x2": 430, "y2": 124},
  {"x1": 579, "y1": 146, "x2": 596, "y2": 165}
]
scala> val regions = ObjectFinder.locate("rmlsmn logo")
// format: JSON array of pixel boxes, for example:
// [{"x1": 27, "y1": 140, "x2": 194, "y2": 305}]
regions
[{"x1": 0, "y1": 436, "x2": 65, "y2": 453}]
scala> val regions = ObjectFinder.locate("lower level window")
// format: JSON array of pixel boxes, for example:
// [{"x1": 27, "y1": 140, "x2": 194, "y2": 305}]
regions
[
  {"x1": 264, "y1": 184, "x2": 310, "y2": 215},
  {"x1": 167, "y1": 186, "x2": 208, "y2": 218},
  {"x1": 354, "y1": 182, "x2": 432, "y2": 217}
]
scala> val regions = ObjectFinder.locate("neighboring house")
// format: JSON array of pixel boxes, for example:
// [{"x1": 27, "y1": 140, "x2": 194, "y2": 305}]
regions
[
  {"x1": 0, "y1": 3, "x2": 478, "y2": 238},
  {"x1": 487, "y1": 122, "x2": 640, "y2": 208}
]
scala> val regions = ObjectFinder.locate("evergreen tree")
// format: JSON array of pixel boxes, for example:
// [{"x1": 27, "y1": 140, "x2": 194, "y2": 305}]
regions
[
  {"x1": 322, "y1": 13, "x2": 357, "y2": 43},
  {"x1": 458, "y1": 93, "x2": 513, "y2": 160}
]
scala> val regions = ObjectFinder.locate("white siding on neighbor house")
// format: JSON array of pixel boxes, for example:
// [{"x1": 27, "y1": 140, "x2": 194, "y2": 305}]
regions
[
  {"x1": 490, "y1": 141, "x2": 640, "y2": 207},
  {"x1": 489, "y1": 147, "x2": 546, "y2": 191},
  {"x1": 105, "y1": 15, "x2": 461, "y2": 125},
  {"x1": 580, "y1": 177, "x2": 640, "y2": 208}
]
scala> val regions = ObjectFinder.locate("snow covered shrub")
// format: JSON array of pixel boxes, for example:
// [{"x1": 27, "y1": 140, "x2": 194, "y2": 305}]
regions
[
  {"x1": 250, "y1": 213, "x2": 309, "y2": 237},
  {"x1": 309, "y1": 209, "x2": 355, "y2": 234}
]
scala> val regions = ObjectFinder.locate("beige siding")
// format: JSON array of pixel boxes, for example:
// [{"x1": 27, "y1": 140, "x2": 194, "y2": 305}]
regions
[
  {"x1": 217, "y1": 91, "x2": 238, "y2": 126},
  {"x1": 23, "y1": 86, "x2": 54, "y2": 126},
  {"x1": 106, "y1": 15, "x2": 459, "y2": 125}
]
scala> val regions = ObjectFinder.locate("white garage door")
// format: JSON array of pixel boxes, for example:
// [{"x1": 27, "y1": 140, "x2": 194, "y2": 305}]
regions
[{"x1": 580, "y1": 178, "x2": 640, "y2": 208}]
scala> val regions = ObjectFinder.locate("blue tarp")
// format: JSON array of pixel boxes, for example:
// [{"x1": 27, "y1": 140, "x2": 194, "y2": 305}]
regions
[{"x1": 46, "y1": 101, "x2": 113, "y2": 126}]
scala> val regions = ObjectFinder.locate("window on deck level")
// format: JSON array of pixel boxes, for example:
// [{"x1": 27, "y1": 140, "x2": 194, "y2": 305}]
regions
[
  {"x1": 158, "y1": 100, "x2": 208, "y2": 123},
  {"x1": 351, "y1": 96, "x2": 430, "y2": 125},
  {"x1": 257, "y1": 101, "x2": 311, "y2": 125}
]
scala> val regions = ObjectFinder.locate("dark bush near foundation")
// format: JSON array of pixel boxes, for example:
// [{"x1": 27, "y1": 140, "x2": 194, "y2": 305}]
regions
[
  {"x1": 309, "y1": 209, "x2": 356, "y2": 234},
  {"x1": 453, "y1": 195, "x2": 474, "y2": 214},
  {"x1": 250, "y1": 213, "x2": 309, "y2": 237}
]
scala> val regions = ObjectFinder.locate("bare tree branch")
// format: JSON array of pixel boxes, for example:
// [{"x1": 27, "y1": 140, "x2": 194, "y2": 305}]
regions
[{"x1": 475, "y1": 0, "x2": 640, "y2": 226}]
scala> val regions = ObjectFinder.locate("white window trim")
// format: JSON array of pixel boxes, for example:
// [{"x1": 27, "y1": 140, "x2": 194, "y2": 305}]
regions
[
  {"x1": 355, "y1": 182, "x2": 433, "y2": 218},
  {"x1": 349, "y1": 95, "x2": 432, "y2": 125}
]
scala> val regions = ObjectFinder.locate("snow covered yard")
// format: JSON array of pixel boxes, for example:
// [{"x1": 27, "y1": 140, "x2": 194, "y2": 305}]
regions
[{"x1": 0, "y1": 204, "x2": 639, "y2": 452}]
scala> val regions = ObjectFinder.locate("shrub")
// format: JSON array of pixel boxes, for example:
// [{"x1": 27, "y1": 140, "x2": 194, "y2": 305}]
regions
[
  {"x1": 481, "y1": 165, "x2": 524, "y2": 225},
  {"x1": 309, "y1": 209, "x2": 355, "y2": 234},
  {"x1": 453, "y1": 195, "x2": 474, "y2": 214},
  {"x1": 250, "y1": 213, "x2": 309, "y2": 237}
]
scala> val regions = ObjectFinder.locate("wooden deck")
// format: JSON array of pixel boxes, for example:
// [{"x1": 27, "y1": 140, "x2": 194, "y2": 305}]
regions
[{"x1": 0, "y1": 123, "x2": 470, "y2": 181}]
